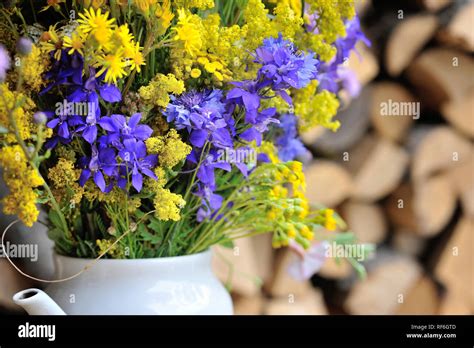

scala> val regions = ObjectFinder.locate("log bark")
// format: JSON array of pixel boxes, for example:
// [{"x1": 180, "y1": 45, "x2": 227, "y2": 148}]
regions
[
  {"x1": 304, "y1": 160, "x2": 353, "y2": 207},
  {"x1": 447, "y1": 156, "x2": 474, "y2": 217},
  {"x1": 370, "y1": 82, "x2": 417, "y2": 142},
  {"x1": 309, "y1": 87, "x2": 372, "y2": 155},
  {"x1": 344, "y1": 256, "x2": 422, "y2": 314},
  {"x1": 385, "y1": 14, "x2": 438, "y2": 76},
  {"x1": 340, "y1": 201, "x2": 388, "y2": 244},
  {"x1": 385, "y1": 175, "x2": 457, "y2": 237},
  {"x1": 348, "y1": 135, "x2": 409, "y2": 202},
  {"x1": 441, "y1": 90, "x2": 474, "y2": 138},
  {"x1": 406, "y1": 48, "x2": 474, "y2": 109},
  {"x1": 396, "y1": 276, "x2": 440, "y2": 314},
  {"x1": 433, "y1": 217, "x2": 473, "y2": 313},
  {"x1": 437, "y1": 1, "x2": 474, "y2": 52},
  {"x1": 411, "y1": 126, "x2": 472, "y2": 181}
]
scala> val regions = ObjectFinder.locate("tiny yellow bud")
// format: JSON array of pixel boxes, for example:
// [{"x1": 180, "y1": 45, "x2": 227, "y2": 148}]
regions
[
  {"x1": 287, "y1": 226, "x2": 297, "y2": 239},
  {"x1": 190, "y1": 68, "x2": 201, "y2": 78}
]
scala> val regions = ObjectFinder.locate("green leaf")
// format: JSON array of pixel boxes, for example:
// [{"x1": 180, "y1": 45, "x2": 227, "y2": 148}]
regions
[
  {"x1": 48, "y1": 210, "x2": 63, "y2": 229},
  {"x1": 147, "y1": 217, "x2": 163, "y2": 234},
  {"x1": 0, "y1": 125, "x2": 8, "y2": 134}
]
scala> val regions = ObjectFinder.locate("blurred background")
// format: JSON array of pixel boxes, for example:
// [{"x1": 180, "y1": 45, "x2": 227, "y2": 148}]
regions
[{"x1": 1, "y1": 0, "x2": 473, "y2": 315}]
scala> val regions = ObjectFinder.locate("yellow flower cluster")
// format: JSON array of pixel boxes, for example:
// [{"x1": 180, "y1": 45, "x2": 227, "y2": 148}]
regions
[
  {"x1": 293, "y1": 82, "x2": 340, "y2": 132},
  {"x1": 0, "y1": 146, "x2": 43, "y2": 227},
  {"x1": 48, "y1": 158, "x2": 84, "y2": 205},
  {"x1": 172, "y1": 0, "x2": 214, "y2": 10},
  {"x1": 96, "y1": 238, "x2": 124, "y2": 258},
  {"x1": 172, "y1": 9, "x2": 203, "y2": 57},
  {"x1": 139, "y1": 73, "x2": 185, "y2": 109},
  {"x1": 298, "y1": 0, "x2": 355, "y2": 62},
  {"x1": 132, "y1": 0, "x2": 174, "y2": 35},
  {"x1": 153, "y1": 187, "x2": 186, "y2": 222},
  {"x1": 171, "y1": 10, "x2": 240, "y2": 83},
  {"x1": 248, "y1": 161, "x2": 312, "y2": 249},
  {"x1": 0, "y1": 84, "x2": 35, "y2": 143},
  {"x1": 145, "y1": 129, "x2": 191, "y2": 168},
  {"x1": 18, "y1": 45, "x2": 47, "y2": 91},
  {"x1": 144, "y1": 167, "x2": 186, "y2": 222}
]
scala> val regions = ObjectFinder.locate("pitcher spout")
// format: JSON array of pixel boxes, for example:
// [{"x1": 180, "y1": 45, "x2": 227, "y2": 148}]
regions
[{"x1": 13, "y1": 288, "x2": 66, "y2": 315}]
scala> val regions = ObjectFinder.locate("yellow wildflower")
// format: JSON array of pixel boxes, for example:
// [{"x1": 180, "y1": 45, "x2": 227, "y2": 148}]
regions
[
  {"x1": 39, "y1": 25, "x2": 62, "y2": 60},
  {"x1": 0, "y1": 84, "x2": 35, "y2": 143},
  {"x1": 172, "y1": 0, "x2": 214, "y2": 10},
  {"x1": 155, "y1": 0, "x2": 174, "y2": 35},
  {"x1": 127, "y1": 42, "x2": 145, "y2": 73},
  {"x1": 63, "y1": 32, "x2": 85, "y2": 56},
  {"x1": 293, "y1": 82, "x2": 340, "y2": 132},
  {"x1": 324, "y1": 209, "x2": 337, "y2": 231},
  {"x1": 95, "y1": 50, "x2": 128, "y2": 84},
  {"x1": 190, "y1": 68, "x2": 201, "y2": 78},
  {"x1": 153, "y1": 187, "x2": 186, "y2": 221},
  {"x1": 139, "y1": 73, "x2": 185, "y2": 109},
  {"x1": 48, "y1": 158, "x2": 84, "y2": 205},
  {"x1": 96, "y1": 239, "x2": 124, "y2": 258},
  {"x1": 18, "y1": 45, "x2": 47, "y2": 91},
  {"x1": 78, "y1": 8, "x2": 116, "y2": 46},
  {"x1": 0, "y1": 146, "x2": 43, "y2": 227},
  {"x1": 146, "y1": 129, "x2": 191, "y2": 168},
  {"x1": 172, "y1": 9, "x2": 202, "y2": 57}
]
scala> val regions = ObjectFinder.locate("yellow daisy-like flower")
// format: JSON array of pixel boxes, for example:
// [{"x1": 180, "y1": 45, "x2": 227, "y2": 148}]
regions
[
  {"x1": 95, "y1": 51, "x2": 128, "y2": 84},
  {"x1": 155, "y1": 0, "x2": 174, "y2": 35},
  {"x1": 127, "y1": 42, "x2": 145, "y2": 73},
  {"x1": 172, "y1": 9, "x2": 202, "y2": 57},
  {"x1": 78, "y1": 8, "x2": 116, "y2": 45},
  {"x1": 39, "y1": 25, "x2": 62, "y2": 60},
  {"x1": 63, "y1": 32, "x2": 85, "y2": 56},
  {"x1": 114, "y1": 25, "x2": 135, "y2": 55}
]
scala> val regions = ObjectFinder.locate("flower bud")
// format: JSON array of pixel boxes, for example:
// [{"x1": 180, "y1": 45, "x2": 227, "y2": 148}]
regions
[
  {"x1": 16, "y1": 37, "x2": 33, "y2": 55},
  {"x1": 33, "y1": 111, "x2": 47, "y2": 125}
]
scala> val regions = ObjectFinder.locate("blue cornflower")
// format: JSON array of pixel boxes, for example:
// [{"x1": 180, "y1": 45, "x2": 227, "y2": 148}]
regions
[
  {"x1": 276, "y1": 114, "x2": 312, "y2": 162},
  {"x1": 254, "y1": 33, "x2": 319, "y2": 93},
  {"x1": 164, "y1": 89, "x2": 233, "y2": 149}
]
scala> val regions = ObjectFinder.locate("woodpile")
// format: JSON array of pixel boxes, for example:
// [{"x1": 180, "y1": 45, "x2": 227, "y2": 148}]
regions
[
  {"x1": 1, "y1": 1, "x2": 471, "y2": 316},
  {"x1": 213, "y1": 0, "x2": 472, "y2": 315}
]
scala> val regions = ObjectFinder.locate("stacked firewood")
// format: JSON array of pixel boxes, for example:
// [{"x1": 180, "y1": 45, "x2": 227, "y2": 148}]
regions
[
  {"x1": 1, "y1": 0, "x2": 471, "y2": 316},
  {"x1": 213, "y1": 0, "x2": 473, "y2": 315}
]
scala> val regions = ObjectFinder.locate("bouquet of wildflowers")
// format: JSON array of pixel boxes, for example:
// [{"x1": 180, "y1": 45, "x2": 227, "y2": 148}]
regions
[{"x1": 0, "y1": 0, "x2": 370, "y2": 274}]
